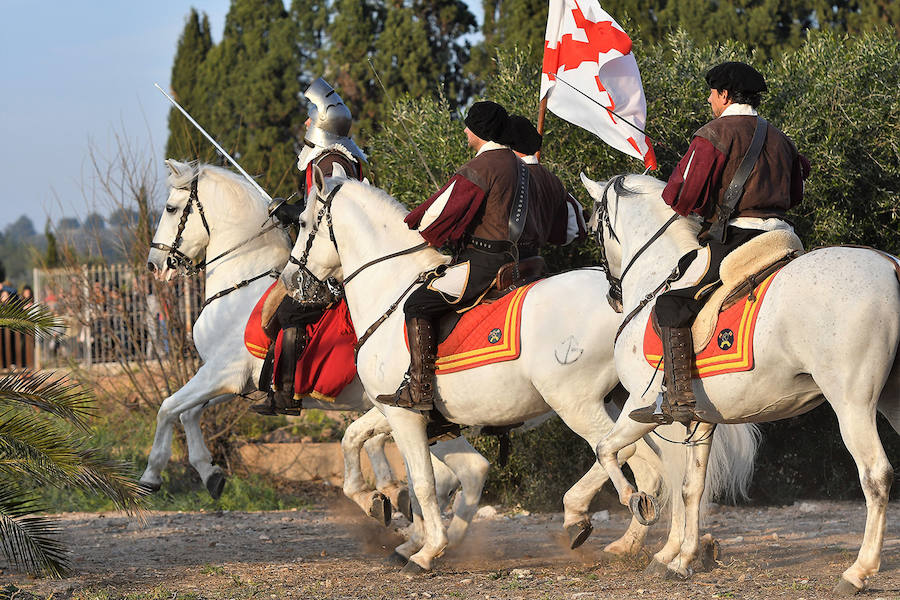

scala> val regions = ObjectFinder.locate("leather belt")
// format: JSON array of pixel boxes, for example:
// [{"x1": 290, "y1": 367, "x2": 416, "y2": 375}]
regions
[{"x1": 467, "y1": 236, "x2": 512, "y2": 254}]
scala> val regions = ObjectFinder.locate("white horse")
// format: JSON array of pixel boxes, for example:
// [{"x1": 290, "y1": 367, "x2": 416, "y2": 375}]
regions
[
  {"x1": 582, "y1": 173, "x2": 900, "y2": 595},
  {"x1": 142, "y1": 160, "x2": 476, "y2": 527},
  {"x1": 280, "y1": 170, "x2": 760, "y2": 573}
]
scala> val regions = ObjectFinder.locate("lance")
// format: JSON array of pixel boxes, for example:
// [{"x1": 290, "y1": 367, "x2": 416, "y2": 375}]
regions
[{"x1": 154, "y1": 83, "x2": 273, "y2": 203}]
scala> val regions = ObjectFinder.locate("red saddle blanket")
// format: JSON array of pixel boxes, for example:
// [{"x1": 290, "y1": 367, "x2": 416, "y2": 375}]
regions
[
  {"x1": 244, "y1": 283, "x2": 357, "y2": 402},
  {"x1": 643, "y1": 271, "x2": 778, "y2": 378},
  {"x1": 422, "y1": 282, "x2": 538, "y2": 375}
]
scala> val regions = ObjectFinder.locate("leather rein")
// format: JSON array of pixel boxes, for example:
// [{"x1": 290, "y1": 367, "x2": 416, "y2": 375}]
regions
[
  {"x1": 593, "y1": 175, "x2": 680, "y2": 341},
  {"x1": 152, "y1": 175, "x2": 281, "y2": 309}
]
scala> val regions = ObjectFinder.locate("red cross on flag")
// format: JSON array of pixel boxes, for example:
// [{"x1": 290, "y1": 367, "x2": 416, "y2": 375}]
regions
[{"x1": 541, "y1": 0, "x2": 657, "y2": 170}]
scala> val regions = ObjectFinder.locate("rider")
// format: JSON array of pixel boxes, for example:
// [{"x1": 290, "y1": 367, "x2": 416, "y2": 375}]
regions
[
  {"x1": 629, "y1": 61, "x2": 810, "y2": 426},
  {"x1": 252, "y1": 77, "x2": 366, "y2": 416},
  {"x1": 505, "y1": 114, "x2": 586, "y2": 254}
]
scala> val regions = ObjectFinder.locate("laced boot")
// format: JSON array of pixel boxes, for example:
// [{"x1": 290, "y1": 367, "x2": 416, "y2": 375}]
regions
[
  {"x1": 251, "y1": 327, "x2": 307, "y2": 416},
  {"x1": 375, "y1": 317, "x2": 436, "y2": 410},
  {"x1": 629, "y1": 326, "x2": 697, "y2": 425}
]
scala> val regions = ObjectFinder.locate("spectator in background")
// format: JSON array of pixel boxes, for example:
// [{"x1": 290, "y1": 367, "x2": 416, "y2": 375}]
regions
[
  {"x1": 0, "y1": 289, "x2": 10, "y2": 303},
  {"x1": 21, "y1": 286, "x2": 34, "y2": 307}
]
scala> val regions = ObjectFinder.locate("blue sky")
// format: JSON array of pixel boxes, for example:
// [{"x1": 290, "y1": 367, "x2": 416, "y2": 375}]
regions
[{"x1": 0, "y1": 1, "x2": 484, "y2": 232}]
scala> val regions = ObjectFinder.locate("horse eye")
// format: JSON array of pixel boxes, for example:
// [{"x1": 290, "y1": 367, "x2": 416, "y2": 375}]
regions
[
  {"x1": 166, "y1": 205, "x2": 177, "y2": 214},
  {"x1": 299, "y1": 220, "x2": 307, "y2": 228}
]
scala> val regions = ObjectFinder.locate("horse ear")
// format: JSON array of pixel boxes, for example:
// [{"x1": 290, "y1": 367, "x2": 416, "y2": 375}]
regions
[
  {"x1": 330, "y1": 163, "x2": 347, "y2": 179},
  {"x1": 165, "y1": 159, "x2": 185, "y2": 178},
  {"x1": 579, "y1": 172, "x2": 605, "y2": 200}
]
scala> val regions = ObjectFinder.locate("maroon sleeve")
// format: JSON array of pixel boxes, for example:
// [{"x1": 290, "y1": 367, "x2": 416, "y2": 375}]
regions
[
  {"x1": 662, "y1": 136, "x2": 726, "y2": 217},
  {"x1": 789, "y1": 154, "x2": 810, "y2": 208},
  {"x1": 404, "y1": 173, "x2": 486, "y2": 247}
]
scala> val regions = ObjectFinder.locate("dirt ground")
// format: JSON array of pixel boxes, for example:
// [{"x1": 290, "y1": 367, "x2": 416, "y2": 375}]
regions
[{"x1": 2, "y1": 498, "x2": 898, "y2": 600}]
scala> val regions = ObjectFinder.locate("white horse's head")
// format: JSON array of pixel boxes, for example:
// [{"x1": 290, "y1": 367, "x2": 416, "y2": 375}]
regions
[{"x1": 149, "y1": 159, "x2": 280, "y2": 281}]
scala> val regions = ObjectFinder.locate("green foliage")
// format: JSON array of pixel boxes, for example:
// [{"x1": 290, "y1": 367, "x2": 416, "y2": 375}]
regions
[
  {"x1": 0, "y1": 300, "x2": 142, "y2": 577},
  {"x1": 165, "y1": 9, "x2": 215, "y2": 165}
]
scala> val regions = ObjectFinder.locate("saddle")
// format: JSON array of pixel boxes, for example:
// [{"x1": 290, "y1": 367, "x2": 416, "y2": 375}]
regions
[
  {"x1": 437, "y1": 256, "x2": 546, "y2": 342},
  {"x1": 690, "y1": 229, "x2": 804, "y2": 352}
]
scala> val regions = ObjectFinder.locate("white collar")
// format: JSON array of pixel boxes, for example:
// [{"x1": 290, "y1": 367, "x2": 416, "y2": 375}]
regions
[
  {"x1": 520, "y1": 154, "x2": 538, "y2": 164},
  {"x1": 720, "y1": 103, "x2": 758, "y2": 118},
  {"x1": 475, "y1": 140, "x2": 509, "y2": 157}
]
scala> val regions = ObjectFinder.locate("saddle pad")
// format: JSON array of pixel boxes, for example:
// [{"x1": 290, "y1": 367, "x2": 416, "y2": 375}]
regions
[
  {"x1": 273, "y1": 299, "x2": 358, "y2": 402},
  {"x1": 244, "y1": 281, "x2": 279, "y2": 359},
  {"x1": 433, "y1": 282, "x2": 537, "y2": 374},
  {"x1": 643, "y1": 271, "x2": 777, "y2": 378}
]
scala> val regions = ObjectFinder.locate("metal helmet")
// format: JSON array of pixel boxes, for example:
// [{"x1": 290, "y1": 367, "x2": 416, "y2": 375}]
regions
[{"x1": 304, "y1": 78, "x2": 354, "y2": 147}]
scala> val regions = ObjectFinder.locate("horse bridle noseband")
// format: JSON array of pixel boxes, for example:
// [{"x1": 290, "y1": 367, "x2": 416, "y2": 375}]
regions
[{"x1": 151, "y1": 178, "x2": 210, "y2": 275}]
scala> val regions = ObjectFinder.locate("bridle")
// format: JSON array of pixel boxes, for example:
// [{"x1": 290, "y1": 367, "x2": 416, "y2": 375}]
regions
[
  {"x1": 593, "y1": 174, "x2": 681, "y2": 340},
  {"x1": 285, "y1": 181, "x2": 432, "y2": 356},
  {"x1": 151, "y1": 173, "x2": 282, "y2": 308}
]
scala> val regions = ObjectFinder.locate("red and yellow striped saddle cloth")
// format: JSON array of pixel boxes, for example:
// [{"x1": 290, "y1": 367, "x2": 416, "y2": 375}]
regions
[{"x1": 643, "y1": 271, "x2": 778, "y2": 378}]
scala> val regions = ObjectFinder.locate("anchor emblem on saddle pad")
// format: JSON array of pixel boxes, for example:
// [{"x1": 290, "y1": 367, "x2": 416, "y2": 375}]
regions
[{"x1": 643, "y1": 272, "x2": 779, "y2": 378}]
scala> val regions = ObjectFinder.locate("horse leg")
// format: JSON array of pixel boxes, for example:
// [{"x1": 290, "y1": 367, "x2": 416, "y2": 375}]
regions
[
  {"x1": 830, "y1": 402, "x2": 894, "y2": 594},
  {"x1": 383, "y1": 406, "x2": 447, "y2": 573},
  {"x1": 595, "y1": 394, "x2": 663, "y2": 516},
  {"x1": 604, "y1": 439, "x2": 663, "y2": 556},
  {"x1": 364, "y1": 432, "x2": 414, "y2": 521},
  {"x1": 429, "y1": 436, "x2": 489, "y2": 547},
  {"x1": 341, "y1": 408, "x2": 394, "y2": 525},
  {"x1": 139, "y1": 366, "x2": 240, "y2": 491},
  {"x1": 665, "y1": 423, "x2": 715, "y2": 580},
  {"x1": 179, "y1": 394, "x2": 233, "y2": 499}
]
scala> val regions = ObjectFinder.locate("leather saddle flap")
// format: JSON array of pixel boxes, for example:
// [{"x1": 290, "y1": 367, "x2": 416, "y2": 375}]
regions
[
  {"x1": 495, "y1": 256, "x2": 546, "y2": 292},
  {"x1": 692, "y1": 230, "x2": 803, "y2": 352}
]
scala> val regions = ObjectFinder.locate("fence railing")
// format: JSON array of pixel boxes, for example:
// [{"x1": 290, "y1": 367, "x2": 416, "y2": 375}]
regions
[
  {"x1": 0, "y1": 328, "x2": 34, "y2": 370},
  {"x1": 31, "y1": 264, "x2": 204, "y2": 369}
]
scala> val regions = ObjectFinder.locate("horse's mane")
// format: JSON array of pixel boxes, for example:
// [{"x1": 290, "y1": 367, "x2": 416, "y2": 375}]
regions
[
  {"x1": 167, "y1": 161, "x2": 269, "y2": 217},
  {"x1": 618, "y1": 174, "x2": 703, "y2": 251},
  {"x1": 335, "y1": 178, "x2": 412, "y2": 223}
]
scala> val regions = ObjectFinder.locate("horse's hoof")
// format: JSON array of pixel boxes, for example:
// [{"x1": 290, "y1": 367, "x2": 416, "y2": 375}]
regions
[
  {"x1": 383, "y1": 551, "x2": 408, "y2": 567},
  {"x1": 664, "y1": 567, "x2": 691, "y2": 581},
  {"x1": 566, "y1": 520, "x2": 593, "y2": 550},
  {"x1": 397, "y1": 487, "x2": 412, "y2": 522},
  {"x1": 833, "y1": 577, "x2": 862, "y2": 596},
  {"x1": 400, "y1": 559, "x2": 428, "y2": 576},
  {"x1": 368, "y1": 492, "x2": 392, "y2": 527},
  {"x1": 206, "y1": 469, "x2": 226, "y2": 500},
  {"x1": 644, "y1": 559, "x2": 669, "y2": 578},
  {"x1": 137, "y1": 480, "x2": 161, "y2": 494},
  {"x1": 628, "y1": 492, "x2": 660, "y2": 526}
]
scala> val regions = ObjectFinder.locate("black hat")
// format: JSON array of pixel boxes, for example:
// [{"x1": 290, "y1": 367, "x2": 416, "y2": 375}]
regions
[
  {"x1": 506, "y1": 115, "x2": 543, "y2": 155},
  {"x1": 464, "y1": 101, "x2": 510, "y2": 143},
  {"x1": 705, "y1": 62, "x2": 767, "y2": 94}
]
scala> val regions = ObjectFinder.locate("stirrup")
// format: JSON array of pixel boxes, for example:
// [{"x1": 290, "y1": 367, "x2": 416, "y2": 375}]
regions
[
  {"x1": 628, "y1": 394, "x2": 674, "y2": 425},
  {"x1": 375, "y1": 377, "x2": 433, "y2": 411}
]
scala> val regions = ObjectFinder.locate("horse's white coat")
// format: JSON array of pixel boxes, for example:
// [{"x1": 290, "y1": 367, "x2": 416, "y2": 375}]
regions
[
  {"x1": 283, "y1": 175, "x2": 759, "y2": 571},
  {"x1": 583, "y1": 173, "x2": 900, "y2": 592},
  {"x1": 140, "y1": 161, "x2": 477, "y2": 532}
]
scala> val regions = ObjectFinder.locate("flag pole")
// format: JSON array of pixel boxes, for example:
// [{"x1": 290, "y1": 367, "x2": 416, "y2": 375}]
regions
[{"x1": 535, "y1": 97, "x2": 548, "y2": 162}]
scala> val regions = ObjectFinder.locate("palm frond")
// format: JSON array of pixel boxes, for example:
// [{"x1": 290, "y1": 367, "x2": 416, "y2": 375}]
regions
[
  {"x1": 0, "y1": 370, "x2": 94, "y2": 428},
  {"x1": 0, "y1": 483, "x2": 70, "y2": 577},
  {"x1": 0, "y1": 299, "x2": 64, "y2": 339}
]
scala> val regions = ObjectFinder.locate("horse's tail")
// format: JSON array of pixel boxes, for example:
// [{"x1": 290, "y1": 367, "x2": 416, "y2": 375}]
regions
[
  {"x1": 706, "y1": 423, "x2": 761, "y2": 503},
  {"x1": 877, "y1": 252, "x2": 900, "y2": 434}
]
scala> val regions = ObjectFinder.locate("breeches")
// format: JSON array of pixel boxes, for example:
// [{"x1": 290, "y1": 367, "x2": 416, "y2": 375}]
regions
[
  {"x1": 404, "y1": 248, "x2": 512, "y2": 321},
  {"x1": 655, "y1": 227, "x2": 765, "y2": 328}
]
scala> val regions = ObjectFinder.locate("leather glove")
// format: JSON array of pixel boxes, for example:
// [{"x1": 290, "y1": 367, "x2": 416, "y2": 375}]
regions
[{"x1": 270, "y1": 200, "x2": 302, "y2": 226}]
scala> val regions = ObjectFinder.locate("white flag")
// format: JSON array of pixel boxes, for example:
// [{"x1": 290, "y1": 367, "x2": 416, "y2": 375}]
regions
[{"x1": 541, "y1": 0, "x2": 657, "y2": 169}]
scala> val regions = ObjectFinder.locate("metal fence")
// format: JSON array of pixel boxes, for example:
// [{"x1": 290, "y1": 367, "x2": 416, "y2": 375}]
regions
[{"x1": 30, "y1": 264, "x2": 204, "y2": 369}]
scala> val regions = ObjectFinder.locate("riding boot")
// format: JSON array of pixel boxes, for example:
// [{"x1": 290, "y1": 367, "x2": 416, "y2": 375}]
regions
[
  {"x1": 629, "y1": 326, "x2": 697, "y2": 425},
  {"x1": 251, "y1": 327, "x2": 307, "y2": 416},
  {"x1": 375, "y1": 317, "x2": 436, "y2": 411}
]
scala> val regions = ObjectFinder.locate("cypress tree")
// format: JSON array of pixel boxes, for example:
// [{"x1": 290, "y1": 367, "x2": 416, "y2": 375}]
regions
[
  {"x1": 199, "y1": 0, "x2": 303, "y2": 198},
  {"x1": 409, "y1": 0, "x2": 478, "y2": 104},
  {"x1": 291, "y1": 0, "x2": 330, "y2": 87},
  {"x1": 164, "y1": 9, "x2": 214, "y2": 162},
  {"x1": 374, "y1": 2, "x2": 441, "y2": 101}
]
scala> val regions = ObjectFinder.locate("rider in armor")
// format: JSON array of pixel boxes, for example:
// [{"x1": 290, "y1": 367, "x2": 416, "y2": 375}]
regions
[
  {"x1": 628, "y1": 61, "x2": 810, "y2": 426},
  {"x1": 376, "y1": 102, "x2": 575, "y2": 411},
  {"x1": 253, "y1": 77, "x2": 366, "y2": 416}
]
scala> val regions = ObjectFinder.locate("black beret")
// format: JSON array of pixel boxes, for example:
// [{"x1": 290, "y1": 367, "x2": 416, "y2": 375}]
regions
[
  {"x1": 705, "y1": 62, "x2": 767, "y2": 94},
  {"x1": 506, "y1": 115, "x2": 543, "y2": 155},
  {"x1": 464, "y1": 101, "x2": 510, "y2": 143}
]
